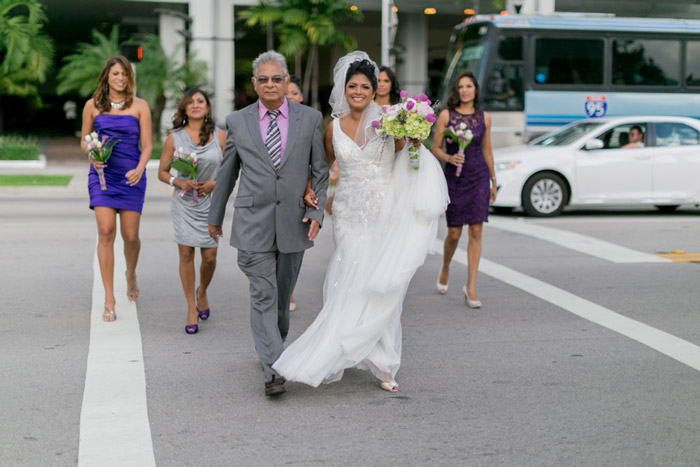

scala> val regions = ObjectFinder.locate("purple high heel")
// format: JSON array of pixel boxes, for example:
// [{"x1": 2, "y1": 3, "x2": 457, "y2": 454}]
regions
[
  {"x1": 185, "y1": 324, "x2": 198, "y2": 334},
  {"x1": 196, "y1": 286, "x2": 210, "y2": 320}
]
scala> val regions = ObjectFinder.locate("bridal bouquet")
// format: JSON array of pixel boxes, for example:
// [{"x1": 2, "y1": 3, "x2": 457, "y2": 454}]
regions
[
  {"x1": 443, "y1": 122, "x2": 474, "y2": 177},
  {"x1": 171, "y1": 147, "x2": 199, "y2": 204},
  {"x1": 372, "y1": 90, "x2": 437, "y2": 170},
  {"x1": 85, "y1": 131, "x2": 118, "y2": 191}
]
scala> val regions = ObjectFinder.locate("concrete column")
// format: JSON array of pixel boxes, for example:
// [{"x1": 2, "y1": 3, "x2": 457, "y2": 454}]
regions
[
  {"x1": 158, "y1": 14, "x2": 185, "y2": 139},
  {"x1": 395, "y1": 12, "x2": 428, "y2": 97}
]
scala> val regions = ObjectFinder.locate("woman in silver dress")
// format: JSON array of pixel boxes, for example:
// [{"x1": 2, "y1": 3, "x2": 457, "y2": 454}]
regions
[{"x1": 158, "y1": 88, "x2": 226, "y2": 334}]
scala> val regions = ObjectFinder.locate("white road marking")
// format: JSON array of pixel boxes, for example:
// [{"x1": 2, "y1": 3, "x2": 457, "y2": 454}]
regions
[
  {"x1": 488, "y1": 217, "x2": 669, "y2": 263},
  {"x1": 436, "y1": 239, "x2": 700, "y2": 373},
  {"x1": 79, "y1": 233, "x2": 156, "y2": 467}
]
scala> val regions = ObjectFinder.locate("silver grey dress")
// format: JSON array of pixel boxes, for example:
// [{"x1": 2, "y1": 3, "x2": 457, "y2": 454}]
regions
[{"x1": 170, "y1": 128, "x2": 223, "y2": 248}]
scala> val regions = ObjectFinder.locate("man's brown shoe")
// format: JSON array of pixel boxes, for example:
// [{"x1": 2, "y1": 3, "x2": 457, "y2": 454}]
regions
[{"x1": 264, "y1": 376, "x2": 286, "y2": 396}]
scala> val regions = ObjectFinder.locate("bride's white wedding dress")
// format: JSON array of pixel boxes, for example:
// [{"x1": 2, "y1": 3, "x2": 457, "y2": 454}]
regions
[{"x1": 272, "y1": 118, "x2": 449, "y2": 387}]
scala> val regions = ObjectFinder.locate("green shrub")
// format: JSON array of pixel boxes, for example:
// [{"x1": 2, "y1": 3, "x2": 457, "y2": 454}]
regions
[{"x1": 0, "y1": 136, "x2": 41, "y2": 160}]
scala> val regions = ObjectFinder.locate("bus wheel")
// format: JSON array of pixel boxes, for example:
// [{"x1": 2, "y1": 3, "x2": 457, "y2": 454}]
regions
[{"x1": 522, "y1": 173, "x2": 568, "y2": 217}]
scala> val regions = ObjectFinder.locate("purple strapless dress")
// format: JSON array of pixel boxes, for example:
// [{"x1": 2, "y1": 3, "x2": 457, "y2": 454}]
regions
[
  {"x1": 443, "y1": 110, "x2": 489, "y2": 226},
  {"x1": 88, "y1": 114, "x2": 146, "y2": 214}
]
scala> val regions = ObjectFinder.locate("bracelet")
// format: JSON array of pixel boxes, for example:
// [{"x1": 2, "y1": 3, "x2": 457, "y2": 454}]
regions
[{"x1": 169, "y1": 176, "x2": 175, "y2": 186}]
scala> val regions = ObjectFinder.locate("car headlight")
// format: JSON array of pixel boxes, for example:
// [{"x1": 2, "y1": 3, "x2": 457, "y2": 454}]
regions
[{"x1": 495, "y1": 160, "x2": 520, "y2": 171}]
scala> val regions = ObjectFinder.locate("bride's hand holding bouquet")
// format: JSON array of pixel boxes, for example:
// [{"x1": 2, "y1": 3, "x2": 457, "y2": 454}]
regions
[{"x1": 372, "y1": 91, "x2": 437, "y2": 170}]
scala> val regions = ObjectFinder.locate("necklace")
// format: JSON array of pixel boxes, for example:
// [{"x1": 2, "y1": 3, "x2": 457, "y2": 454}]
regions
[{"x1": 110, "y1": 100, "x2": 125, "y2": 110}]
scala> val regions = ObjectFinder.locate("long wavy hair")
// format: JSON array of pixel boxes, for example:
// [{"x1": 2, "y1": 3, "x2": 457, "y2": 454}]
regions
[
  {"x1": 378, "y1": 66, "x2": 401, "y2": 105},
  {"x1": 446, "y1": 70, "x2": 480, "y2": 116},
  {"x1": 171, "y1": 88, "x2": 216, "y2": 146},
  {"x1": 92, "y1": 56, "x2": 135, "y2": 113}
]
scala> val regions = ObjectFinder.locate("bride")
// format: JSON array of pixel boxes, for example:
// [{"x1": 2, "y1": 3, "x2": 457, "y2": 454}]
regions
[{"x1": 272, "y1": 52, "x2": 448, "y2": 392}]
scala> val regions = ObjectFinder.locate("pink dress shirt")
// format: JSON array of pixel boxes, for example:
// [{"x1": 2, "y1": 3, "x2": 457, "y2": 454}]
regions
[{"x1": 258, "y1": 98, "x2": 290, "y2": 162}]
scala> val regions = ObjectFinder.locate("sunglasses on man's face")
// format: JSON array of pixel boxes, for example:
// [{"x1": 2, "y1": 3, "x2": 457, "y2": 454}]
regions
[{"x1": 256, "y1": 76, "x2": 285, "y2": 84}]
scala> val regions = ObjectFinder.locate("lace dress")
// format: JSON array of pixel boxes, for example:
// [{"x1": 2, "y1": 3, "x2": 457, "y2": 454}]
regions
[
  {"x1": 443, "y1": 110, "x2": 490, "y2": 226},
  {"x1": 272, "y1": 119, "x2": 449, "y2": 386}
]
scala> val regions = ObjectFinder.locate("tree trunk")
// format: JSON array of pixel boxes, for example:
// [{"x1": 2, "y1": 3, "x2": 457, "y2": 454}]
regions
[
  {"x1": 302, "y1": 45, "x2": 316, "y2": 103},
  {"x1": 312, "y1": 49, "x2": 319, "y2": 110},
  {"x1": 153, "y1": 93, "x2": 166, "y2": 144},
  {"x1": 267, "y1": 24, "x2": 274, "y2": 50},
  {"x1": 295, "y1": 55, "x2": 302, "y2": 78}
]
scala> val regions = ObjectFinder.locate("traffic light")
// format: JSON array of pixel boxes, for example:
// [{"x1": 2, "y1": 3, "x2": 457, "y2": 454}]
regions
[{"x1": 120, "y1": 43, "x2": 143, "y2": 63}]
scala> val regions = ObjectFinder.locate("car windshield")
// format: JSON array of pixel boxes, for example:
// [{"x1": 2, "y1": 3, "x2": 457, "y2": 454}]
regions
[{"x1": 532, "y1": 121, "x2": 605, "y2": 146}]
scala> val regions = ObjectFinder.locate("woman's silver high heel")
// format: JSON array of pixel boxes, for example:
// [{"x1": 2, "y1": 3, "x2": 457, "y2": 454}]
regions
[
  {"x1": 374, "y1": 377, "x2": 399, "y2": 393},
  {"x1": 463, "y1": 286, "x2": 481, "y2": 308},
  {"x1": 103, "y1": 304, "x2": 116, "y2": 322}
]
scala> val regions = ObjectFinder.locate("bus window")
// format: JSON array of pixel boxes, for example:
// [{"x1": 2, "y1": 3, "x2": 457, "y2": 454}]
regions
[
  {"x1": 484, "y1": 64, "x2": 524, "y2": 110},
  {"x1": 685, "y1": 41, "x2": 700, "y2": 87},
  {"x1": 534, "y1": 38, "x2": 604, "y2": 85},
  {"x1": 612, "y1": 39, "x2": 680, "y2": 86},
  {"x1": 497, "y1": 36, "x2": 522, "y2": 61}
]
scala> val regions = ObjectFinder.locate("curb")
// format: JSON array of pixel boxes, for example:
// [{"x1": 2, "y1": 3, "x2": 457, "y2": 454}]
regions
[{"x1": 0, "y1": 154, "x2": 47, "y2": 169}]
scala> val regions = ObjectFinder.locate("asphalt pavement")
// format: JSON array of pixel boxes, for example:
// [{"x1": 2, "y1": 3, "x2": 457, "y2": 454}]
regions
[{"x1": 1, "y1": 160, "x2": 700, "y2": 467}]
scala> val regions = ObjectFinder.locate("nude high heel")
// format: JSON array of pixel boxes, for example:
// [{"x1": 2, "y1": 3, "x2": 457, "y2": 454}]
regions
[{"x1": 463, "y1": 286, "x2": 481, "y2": 308}]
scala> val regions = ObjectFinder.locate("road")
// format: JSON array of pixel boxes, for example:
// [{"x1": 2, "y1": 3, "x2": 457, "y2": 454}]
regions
[{"x1": 1, "y1": 166, "x2": 700, "y2": 466}]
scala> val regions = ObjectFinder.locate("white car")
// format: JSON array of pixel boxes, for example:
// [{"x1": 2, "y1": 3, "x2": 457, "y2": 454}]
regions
[{"x1": 492, "y1": 116, "x2": 700, "y2": 216}]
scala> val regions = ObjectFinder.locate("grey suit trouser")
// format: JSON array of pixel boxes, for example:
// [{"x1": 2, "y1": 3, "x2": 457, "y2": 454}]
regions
[{"x1": 237, "y1": 248, "x2": 305, "y2": 382}]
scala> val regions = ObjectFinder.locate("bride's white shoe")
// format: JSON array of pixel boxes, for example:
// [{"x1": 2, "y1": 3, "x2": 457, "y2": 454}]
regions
[
  {"x1": 463, "y1": 286, "x2": 481, "y2": 308},
  {"x1": 374, "y1": 377, "x2": 398, "y2": 393}
]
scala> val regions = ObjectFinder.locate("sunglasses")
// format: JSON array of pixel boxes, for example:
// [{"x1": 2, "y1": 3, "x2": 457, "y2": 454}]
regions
[{"x1": 255, "y1": 76, "x2": 286, "y2": 84}]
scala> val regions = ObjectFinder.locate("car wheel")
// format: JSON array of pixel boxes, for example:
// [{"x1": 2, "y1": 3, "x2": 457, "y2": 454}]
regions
[
  {"x1": 654, "y1": 205, "x2": 680, "y2": 212},
  {"x1": 522, "y1": 173, "x2": 568, "y2": 217}
]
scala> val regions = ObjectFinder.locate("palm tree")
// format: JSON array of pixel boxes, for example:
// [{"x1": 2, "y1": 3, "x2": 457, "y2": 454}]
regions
[
  {"x1": 57, "y1": 27, "x2": 208, "y2": 141},
  {"x1": 240, "y1": 0, "x2": 362, "y2": 109},
  {"x1": 0, "y1": 0, "x2": 54, "y2": 96},
  {"x1": 56, "y1": 26, "x2": 120, "y2": 97},
  {"x1": 135, "y1": 34, "x2": 209, "y2": 141},
  {"x1": 0, "y1": 0, "x2": 54, "y2": 130}
]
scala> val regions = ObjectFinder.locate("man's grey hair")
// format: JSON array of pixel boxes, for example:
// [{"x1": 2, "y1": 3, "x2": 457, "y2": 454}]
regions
[{"x1": 252, "y1": 50, "x2": 289, "y2": 77}]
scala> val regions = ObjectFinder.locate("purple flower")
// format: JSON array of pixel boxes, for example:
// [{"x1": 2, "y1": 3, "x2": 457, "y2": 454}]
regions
[
  {"x1": 419, "y1": 93, "x2": 429, "y2": 102},
  {"x1": 371, "y1": 120, "x2": 380, "y2": 128},
  {"x1": 406, "y1": 100, "x2": 415, "y2": 111},
  {"x1": 400, "y1": 90, "x2": 408, "y2": 99},
  {"x1": 426, "y1": 113, "x2": 436, "y2": 123}
]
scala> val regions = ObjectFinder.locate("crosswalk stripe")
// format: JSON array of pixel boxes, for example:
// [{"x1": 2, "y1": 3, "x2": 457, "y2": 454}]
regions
[
  {"x1": 79, "y1": 228, "x2": 155, "y2": 466},
  {"x1": 489, "y1": 217, "x2": 669, "y2": 263},
  {"x1": 434, "y1": 239, "x2": 700, "y2": 373}
]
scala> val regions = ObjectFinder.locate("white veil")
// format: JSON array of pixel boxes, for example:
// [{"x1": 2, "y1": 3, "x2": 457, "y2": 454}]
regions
[{"x1": 328, "y1": 51, "x2": 384, "y2": 148}]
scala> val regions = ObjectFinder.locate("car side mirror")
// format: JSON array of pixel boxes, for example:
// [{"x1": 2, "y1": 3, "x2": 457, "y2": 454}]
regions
[{"x1": 584, "y1": 139, "x2": 604, "y2": 150}]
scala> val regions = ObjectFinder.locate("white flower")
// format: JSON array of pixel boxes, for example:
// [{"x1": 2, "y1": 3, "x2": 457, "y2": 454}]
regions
[
  {"x1": 96, "y1": 140, "x2": 103, "y2": 149},
  {"x1": 459, "y1": 122, "x2": 467, "y2": 130},
  {"x1": 85, "y1": 134, "x2": 91, "y2": 142},
  {"x1": 91, "y1": 131, "x2": 98, "y2": 139}
]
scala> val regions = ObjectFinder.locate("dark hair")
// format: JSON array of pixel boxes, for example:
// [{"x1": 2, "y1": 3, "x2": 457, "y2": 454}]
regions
[
  {"x1": 345, "y1": 59, "x2": 378, "y2": 91},
  {"x1": 630, "y1": 125, "x2": 644, "y2": 134},
  {"x1": 92, "y1": 56, "x2": 135, "y2": 113},
  {"x1": 447, "y1": 70, "x2": 480, "y2": 115},
  {"x1": 378, "y1": 66, "x2": 401, "y2": 105},
  {"x1": 171, "y1": 88, "x2": 216, "y2": 146},
  {"x1": 289, "y1": 75, "x2": 302, "y2": 90}
]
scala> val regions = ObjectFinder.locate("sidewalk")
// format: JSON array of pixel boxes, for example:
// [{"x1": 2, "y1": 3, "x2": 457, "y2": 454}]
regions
[{"x1": 0, "y1": 136, "x2": 166, "y2": 199}]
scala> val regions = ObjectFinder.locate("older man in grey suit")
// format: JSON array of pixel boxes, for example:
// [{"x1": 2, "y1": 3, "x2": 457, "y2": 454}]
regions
[{"x1": 208, "y1": 50, "x2": 328, "y2": 396}]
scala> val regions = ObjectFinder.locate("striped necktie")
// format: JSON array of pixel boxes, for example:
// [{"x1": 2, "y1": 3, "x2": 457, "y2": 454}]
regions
[{"x1": 265, "y1": 109, "x2": 282, "y2": 169}]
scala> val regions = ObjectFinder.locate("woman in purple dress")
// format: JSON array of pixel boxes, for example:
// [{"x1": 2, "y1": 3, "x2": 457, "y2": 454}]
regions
[
  {"x1": 431, "y1": 70, "x2": 497, "y2": 308},
  {"x1": 81, "y1": 55, "x2": 152, "y2": 321}
]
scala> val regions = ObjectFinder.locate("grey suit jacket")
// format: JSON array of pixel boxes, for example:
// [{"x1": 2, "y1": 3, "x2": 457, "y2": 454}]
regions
[{"x1": 208, "y1": 100, "x2": 329, "y2": 253}]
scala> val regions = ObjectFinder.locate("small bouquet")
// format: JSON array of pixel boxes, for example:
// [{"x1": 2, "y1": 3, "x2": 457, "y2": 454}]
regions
[
  {"x1": 372, "y1": 90, "x2": 437, "y2": 170},
  {"x1": 171, "y1": 147, "x2": 199, "y2": 204},
  {"x1": 85, "y1": 131, "x2": 118, "y2": 191},
  {"x1": 442, "y1": 122, "x2": 474, "y2": 177}
]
